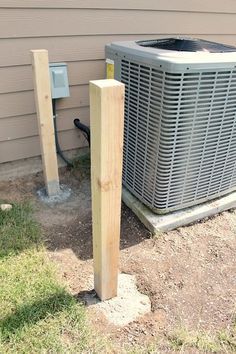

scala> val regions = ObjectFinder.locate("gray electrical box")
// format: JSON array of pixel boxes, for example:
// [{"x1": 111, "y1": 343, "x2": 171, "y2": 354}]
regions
[{"x1": 49, "y1": 62, "x2": 70, "y2": 99}]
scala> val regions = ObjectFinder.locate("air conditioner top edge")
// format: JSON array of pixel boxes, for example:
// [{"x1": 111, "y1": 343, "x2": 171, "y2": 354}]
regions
[{"x1": 106, "y1": 38, "x2": 236, "y2": 66}]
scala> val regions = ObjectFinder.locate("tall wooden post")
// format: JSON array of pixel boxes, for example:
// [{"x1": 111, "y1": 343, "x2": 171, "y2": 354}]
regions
[
  {"x1": 31, "y1": 49, "x2": 60, "y2": 196},
  {"x1": 90, "y1": 79, "x2": 125, "y2": 300}
]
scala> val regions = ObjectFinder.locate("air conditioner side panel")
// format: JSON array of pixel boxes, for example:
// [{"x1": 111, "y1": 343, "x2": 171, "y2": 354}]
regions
[{"x1": 106, "y1": 45, "x2": 236, "y2": 214}]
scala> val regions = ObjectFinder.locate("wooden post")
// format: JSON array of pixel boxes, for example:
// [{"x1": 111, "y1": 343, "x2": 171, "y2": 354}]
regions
[
  {"x1": 31, "y1": 49, "x2": 60, "y2": 196},
  {"x1": 90, "y1": 79, "x2": 125, "y2": 300}
]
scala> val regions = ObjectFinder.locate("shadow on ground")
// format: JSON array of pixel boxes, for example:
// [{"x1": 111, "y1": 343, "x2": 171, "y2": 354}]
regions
[
  {"x1": 0, "y1": 291, "x2": 74, "y2": 340},
  {"x1": 0, "y1": 165, "x2": 151, "y2": 261},
  {"x1": 0, "y1": 165, "x2": 236, "y2": 351},
  {"x1": 32, "y1": 167, "x2": 151, "y2": 261},
  {"x1": 0, "y1": 163, "x2": 151, "y2": 270},
  {"x1": 44, "y1": 203, "x2": 150, "y2": 261}
]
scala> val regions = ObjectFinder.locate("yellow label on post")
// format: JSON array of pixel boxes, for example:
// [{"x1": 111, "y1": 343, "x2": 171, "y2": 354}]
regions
[{"x1": 106, "y1": 59, "x2": 114, "y2": 79}]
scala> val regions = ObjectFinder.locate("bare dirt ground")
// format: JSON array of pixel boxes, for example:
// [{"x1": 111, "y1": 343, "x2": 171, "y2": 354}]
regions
[{"x1": 0, "y1": 163, "x2": 235, "y2": 353}]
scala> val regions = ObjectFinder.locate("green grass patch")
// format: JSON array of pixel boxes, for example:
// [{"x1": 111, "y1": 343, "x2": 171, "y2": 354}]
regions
[
  {"x1": 167, "y1": 325, "x2": 236, "y2": 353},
  {"x1": 0, "y1": 202, "x2": 108, "y2": 353},
  {"x1": 0, "y1": 250, "x2": 91, "y2": 353},
  {"x1": 127, "y1": 324, "x2": 236, "y2": 354},
  {"x1": 0, "y1": 201, "x2": 40, "y2": 258},
  {"x1": 71, "y1": 152, "x2": 90, "y2": 173}
]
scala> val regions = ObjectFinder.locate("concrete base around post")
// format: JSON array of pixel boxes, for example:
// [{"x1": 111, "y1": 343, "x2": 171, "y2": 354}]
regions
[
  {"x1": 122, "y1": 188, "x2": 236, "y2": 234},
  {"x1": 83, "y1": 274, "x2": 151, "y2": 326}
]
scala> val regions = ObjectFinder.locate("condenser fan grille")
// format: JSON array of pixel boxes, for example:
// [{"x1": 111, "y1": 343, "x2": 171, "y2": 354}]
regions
[
  {"x1": 121, "y1": 59, "x2": 236, "y2": 212},
  {"x1": 137, "y1": 38, "x2": 236, "y2": 53}
]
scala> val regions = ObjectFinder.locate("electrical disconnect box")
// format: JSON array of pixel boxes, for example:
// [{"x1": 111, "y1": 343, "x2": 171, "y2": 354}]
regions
[{"x1": 49, "y1": 62, "x2": 70, "y2": 99}]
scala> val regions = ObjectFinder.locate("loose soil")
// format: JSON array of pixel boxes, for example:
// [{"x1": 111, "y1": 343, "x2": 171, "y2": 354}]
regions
[{"x1": 0, "y1": 164, "x2": 235, "y2": 352}]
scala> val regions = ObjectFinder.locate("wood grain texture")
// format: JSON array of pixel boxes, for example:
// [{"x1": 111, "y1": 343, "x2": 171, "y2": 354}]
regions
[
  {"x1": 1, "y1": 9, "x2": 236, "y2": 39},
  {"x1": 1, "y1": 1, "x2": 236, "y2": 13},
  {"x1": 31, "y1": 49, "x2": 59, "y2": 196},
  {"x1": 90, "y1": 79, "x2": 124, "y2": 300}
]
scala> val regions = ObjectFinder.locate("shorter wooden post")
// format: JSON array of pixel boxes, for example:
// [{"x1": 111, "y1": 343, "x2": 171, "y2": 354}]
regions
[
  {"x1": 31, "y1": 49, "x2": 60, "y2": 196},
  {"x1": 90, "y1": 79, "x2": 125, "y2": 300}
]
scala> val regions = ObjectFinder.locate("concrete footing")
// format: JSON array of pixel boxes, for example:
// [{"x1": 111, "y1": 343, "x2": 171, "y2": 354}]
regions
[
  {"x1": 83, "y1": 274, "x2": 151, "y2": 326},
  {"x1": 122, "y1": 188, "x2": 236, "y2": 234},
  {"x1": 37, "y1": 184, "x2": 72, "y2": 205}
]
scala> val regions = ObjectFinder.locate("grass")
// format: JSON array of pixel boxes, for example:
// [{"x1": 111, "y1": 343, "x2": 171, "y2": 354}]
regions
[
  {"x1": 0, "y1": 201, "x2": 40, "y2": 258},
  {"x1": 0, "y1": 201, "x2": 108, "y2": 353},
  {"x1": 127, "y1": 324, "x2": 236, "y2": 354},
  {"x1": 71, "y1": 152, "x2": 90, "y2": 173},
  {"x1": 166, "y1": 324, "x2": 236, "y2": 353},
  {"x1": 1, "y1": 201, "x2": 235, "y2": 354},
  {"x1": 126, "y1": 324, "x2": 236, "y2": 354}
]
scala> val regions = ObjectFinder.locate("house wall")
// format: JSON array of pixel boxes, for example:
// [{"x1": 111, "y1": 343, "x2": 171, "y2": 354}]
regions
[{"x1": 1, "y1": 1, "x2": 236, "y2": 163}]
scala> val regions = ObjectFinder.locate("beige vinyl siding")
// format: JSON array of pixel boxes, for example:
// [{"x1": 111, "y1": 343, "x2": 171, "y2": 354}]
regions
[
  {"x1": 1, "y1": 2, "x2": 236, "y2": 163},
  {"x1": 0, "y1": 107, "x2": 90, "y2": 142},
  {"x1": 2, "y1": 0, "x2": 236, "y2": 13},
  {"x1": 1, "y1": 10, "x2": 236, "y2": 38},
  {"x1": 0, "y1": 61, "x2": 105, "y2": 93}
]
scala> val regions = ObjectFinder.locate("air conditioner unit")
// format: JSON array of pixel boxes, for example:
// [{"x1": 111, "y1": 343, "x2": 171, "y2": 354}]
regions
[{"x1": 106, "y1": 37, "x2": 236, "y2": 214}]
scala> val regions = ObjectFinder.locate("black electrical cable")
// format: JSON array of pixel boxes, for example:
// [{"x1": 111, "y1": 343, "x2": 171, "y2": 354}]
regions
[
  {"x1": 73, "y1": 118, "x2": 90, "y2": 147},
  {"x1": 52, "y1": 99, "x2": 74, "y2": 167},
  {"x1": 52, "y1": 99, "x2": 90, "y2": 167}
]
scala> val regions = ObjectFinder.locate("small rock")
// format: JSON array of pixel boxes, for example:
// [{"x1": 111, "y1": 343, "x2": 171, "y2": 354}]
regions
[{"x1": 0, "y1": 204, "x2": 12, "y2": 211}]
